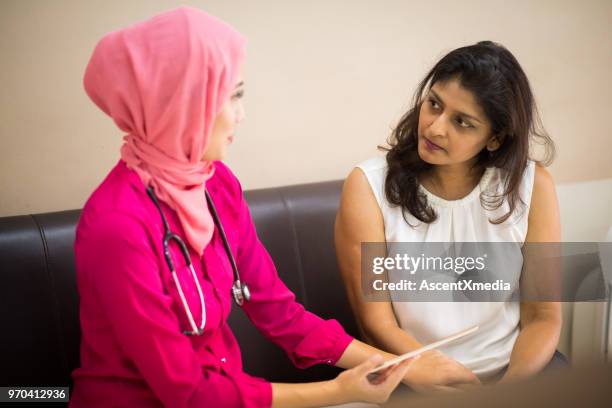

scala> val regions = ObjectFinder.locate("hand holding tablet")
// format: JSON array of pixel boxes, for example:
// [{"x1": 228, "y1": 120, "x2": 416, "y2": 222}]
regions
[{"x1": 367, "y1": 325, "x2": 479, "y2": 378}]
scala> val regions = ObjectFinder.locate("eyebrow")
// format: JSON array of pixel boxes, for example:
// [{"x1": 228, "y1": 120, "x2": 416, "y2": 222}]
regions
[
  {"x1": 235, "y1": 81, "x2": 244, "y2": 88},
  {"x1": 429, "y1": 89, "x2": 483, "y2": 124}
]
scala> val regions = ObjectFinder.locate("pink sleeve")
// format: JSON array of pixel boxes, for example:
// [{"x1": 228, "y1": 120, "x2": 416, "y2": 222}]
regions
[
  {"x1": 230, "y1": 179, "x2": 354, "y2": 369},
  {"x1": 79, "y1": 212, "x2": 271, "y2": 408}
]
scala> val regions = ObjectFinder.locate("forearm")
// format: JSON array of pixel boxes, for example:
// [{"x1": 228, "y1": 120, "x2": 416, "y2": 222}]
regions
[
  {"x1": 271, "y1": 380, "x2": 342, "y2": 408},
  {"x1": 335, "y1": 339, "x2": 397, "y2": 369},
  {"x1": 363, "y1": 322, "x2": 423, "y2": 356},
  {"x1": 502, "y1": 318, "x2": 561, "y2": 382}
]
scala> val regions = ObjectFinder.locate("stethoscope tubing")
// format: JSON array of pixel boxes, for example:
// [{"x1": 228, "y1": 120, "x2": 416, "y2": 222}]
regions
[{"x1": 146, "y1": 186, "x2": 248, "y2": 336}]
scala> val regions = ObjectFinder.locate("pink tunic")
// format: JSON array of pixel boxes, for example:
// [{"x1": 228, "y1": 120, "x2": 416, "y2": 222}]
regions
[{"x1": 70, "y1": 160, "x2": 353, "y2": 407}]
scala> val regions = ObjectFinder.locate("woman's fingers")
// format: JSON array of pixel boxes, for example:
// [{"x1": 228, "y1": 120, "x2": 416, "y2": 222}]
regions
[
  {"x1": 375, "y1": 356, "x2": 419, "y2": 386},
  {"x1": 456, "y1": 368, "x2": 481, "y2": 385},
  {"x1": 356, "y1": 354, "x2": 387, "y2": 382},
  {"x1": 385, "y1": 358, "x2": 414, "y2": 385},
  {"x1": 443, "y1": 359, "x2": 481, "y2": 385},
  {"x1": 451, "y1": 383, "x2": 481, "y2": 391},
  {"x1": 432, "y1": 385, "x2": 461, "y2": 392},
  {"x1": 369, "y1": 354, "x2": 421, "y2": 385},
  {"x1": 367, "y1": 366, "x2": 393, "y2": 385}
]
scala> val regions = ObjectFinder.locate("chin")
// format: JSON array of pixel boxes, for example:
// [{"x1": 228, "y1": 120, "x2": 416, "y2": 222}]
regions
[
  {"x1": 417, "y1": 143, "x2": 445, "y2": 165},
  {"x1": 202, "y1": 150, "x2": 226, "y2": 162},
  {"x1": 211, "y1": 153, "x2": 226, "y2": 162}
]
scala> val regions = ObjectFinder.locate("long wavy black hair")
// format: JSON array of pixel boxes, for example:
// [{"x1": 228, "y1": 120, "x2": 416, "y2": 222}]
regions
[{"x1": 382, "y1": 41, "x2": 554, "y2": 225}]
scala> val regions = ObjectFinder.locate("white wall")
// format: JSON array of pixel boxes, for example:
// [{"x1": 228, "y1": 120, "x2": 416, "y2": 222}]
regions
[{"x1": 1, "y1": 0, "x2": 611, "y2": 216}]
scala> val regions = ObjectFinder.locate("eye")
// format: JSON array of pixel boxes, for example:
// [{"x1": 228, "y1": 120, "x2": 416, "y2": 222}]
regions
[
  {"x1": 232, "y1": 90, "x2": 244, "y2": 100},
  {"x1": 428, "y1": 98, "x2": 440, "y2": 110},
  {"x1": 455, "y1": 117, "x2": 474, "y2": 128}
]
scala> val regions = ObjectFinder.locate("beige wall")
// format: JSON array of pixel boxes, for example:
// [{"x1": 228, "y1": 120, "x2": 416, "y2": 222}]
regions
[{"x1": 1, "y1": 0, "x2": 611, "y2": 217}]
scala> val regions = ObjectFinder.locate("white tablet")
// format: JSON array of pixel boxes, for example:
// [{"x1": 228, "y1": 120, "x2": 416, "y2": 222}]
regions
[{"x1": 368, "y1": 325, "x2": 479, "y2": 375}]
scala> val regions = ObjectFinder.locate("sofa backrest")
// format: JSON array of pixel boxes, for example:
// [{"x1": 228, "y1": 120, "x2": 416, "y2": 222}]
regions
[{"x1": 0, "y1": 180, "x2": 359, "y2": 387}]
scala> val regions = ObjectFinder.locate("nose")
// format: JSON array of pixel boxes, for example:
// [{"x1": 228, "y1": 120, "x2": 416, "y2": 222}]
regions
[{"x1": 428, "y1": 112, "x2": 448, "y2": 138}]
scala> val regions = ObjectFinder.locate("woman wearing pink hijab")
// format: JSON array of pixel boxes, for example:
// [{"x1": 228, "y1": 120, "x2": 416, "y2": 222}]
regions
[{"x1": 70, "y1": 7, "x2": 427, "y2": 407}]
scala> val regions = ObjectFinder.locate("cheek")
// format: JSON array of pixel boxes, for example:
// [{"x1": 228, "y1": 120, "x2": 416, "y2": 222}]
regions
[
  {"x1": 449, "y1": 133, "x2": 487, "y2": 157},
  {"x1": 218, "y1": 109, "x2": 233, "y2": 132},
  {"x1": 215, "y1": 101, "x2": 236, "y2": 129}
]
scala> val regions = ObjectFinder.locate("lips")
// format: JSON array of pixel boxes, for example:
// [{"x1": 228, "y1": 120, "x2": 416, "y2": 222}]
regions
[{"x1": 423, "y1": 137, "x2": 444, "y2": 151}]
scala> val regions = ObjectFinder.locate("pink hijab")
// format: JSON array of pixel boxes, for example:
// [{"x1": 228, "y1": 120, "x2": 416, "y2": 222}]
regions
[{"x1": 83, "y1": 7, "x2": 246, "y2": 256}]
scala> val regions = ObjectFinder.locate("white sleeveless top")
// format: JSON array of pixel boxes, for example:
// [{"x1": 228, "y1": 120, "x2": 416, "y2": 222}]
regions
[{"x1": 357, "y1": 155, "x2": 536, "y2": 378}]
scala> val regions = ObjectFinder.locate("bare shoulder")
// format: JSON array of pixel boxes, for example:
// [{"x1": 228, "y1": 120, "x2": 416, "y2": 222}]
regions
[
  {"x1": 533, "y1": 163, "x2": 555, "y2": 190},
  {"x1": 337, "y1": 167, "x2": 384, "y2": 241},
  {"x1": 530, "y1": 163, "x2": 557, "y2": 210},
  {"x1": 340, "y1": 167, "x2": 380, "y2": 215},
  {"x1": 343, "y1": 167, "x2": 373, "y2": 197},
  {"x1": 526, "y1": 163, "x2": 560, "y2": 241}
]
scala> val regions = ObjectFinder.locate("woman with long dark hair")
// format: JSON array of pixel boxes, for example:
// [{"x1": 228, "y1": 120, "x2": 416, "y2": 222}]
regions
[{"x1": 336, "y1": 41, "x2": 564, "y2": 392}]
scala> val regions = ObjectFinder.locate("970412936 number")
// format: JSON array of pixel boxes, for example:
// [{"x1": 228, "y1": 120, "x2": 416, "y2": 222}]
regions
[{"x1": 1, "y1": 387, "x2": 69, "y2": 402}]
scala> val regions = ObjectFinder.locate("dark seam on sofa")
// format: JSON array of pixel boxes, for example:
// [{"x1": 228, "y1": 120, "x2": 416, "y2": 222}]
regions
[
  {"x1": 31, "y1": 214, "x2": 70, "y2": 382},
  {"x1": 278, "y1": 191, "x2": 309, "y2": 308}
]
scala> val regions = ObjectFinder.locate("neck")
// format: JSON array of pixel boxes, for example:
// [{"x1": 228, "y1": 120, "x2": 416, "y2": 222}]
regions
[{"x1": 422, "y1": 159, "x2": 485, "y2": 200}]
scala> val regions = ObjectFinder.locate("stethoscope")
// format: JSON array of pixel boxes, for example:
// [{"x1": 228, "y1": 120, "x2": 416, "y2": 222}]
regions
[{"x1": 146, "y1": 186, "x2": 251, "y2": 336}]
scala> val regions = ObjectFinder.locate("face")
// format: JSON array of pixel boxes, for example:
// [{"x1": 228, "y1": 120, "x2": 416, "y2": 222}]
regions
[
  {"x1": 417, "y1": 78, "x2": 499, "y2": 167},
  {"x1": 201, "y1": 69, "x2": 245, "y2": 161}
]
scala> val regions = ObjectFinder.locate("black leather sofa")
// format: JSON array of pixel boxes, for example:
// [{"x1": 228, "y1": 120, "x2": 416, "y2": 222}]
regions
[{"x1": 0, "y1": 180, "x2": 360, "y2": 389}]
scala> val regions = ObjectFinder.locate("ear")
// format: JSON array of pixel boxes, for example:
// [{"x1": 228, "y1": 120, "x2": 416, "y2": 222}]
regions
[{"x1": 486, "y1": 134, "x2": 504, "y2": 152}]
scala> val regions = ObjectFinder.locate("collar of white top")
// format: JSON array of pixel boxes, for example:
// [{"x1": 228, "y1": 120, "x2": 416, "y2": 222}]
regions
[{"x1": 418, "y1": 167, "x2": 495, "y2": 208}]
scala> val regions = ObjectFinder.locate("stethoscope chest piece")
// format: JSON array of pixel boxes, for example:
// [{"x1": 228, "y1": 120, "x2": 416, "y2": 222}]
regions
[{"x1": 232, "y1": 280, "x2": 251, "y2": 306}]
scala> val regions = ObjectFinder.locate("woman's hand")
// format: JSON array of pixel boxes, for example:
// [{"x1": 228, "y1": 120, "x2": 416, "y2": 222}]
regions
[
  {"x1": 402, "y1": 350, "x2": 481, "y2": 393},
  {"x1": 333, "y1": 354, "x2": 417, "y2": 404}
]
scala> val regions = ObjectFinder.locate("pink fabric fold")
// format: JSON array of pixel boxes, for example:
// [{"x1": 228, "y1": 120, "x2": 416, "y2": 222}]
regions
[{"x1": 83, "y1": 6, "x2": 246, "y2": 255}]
